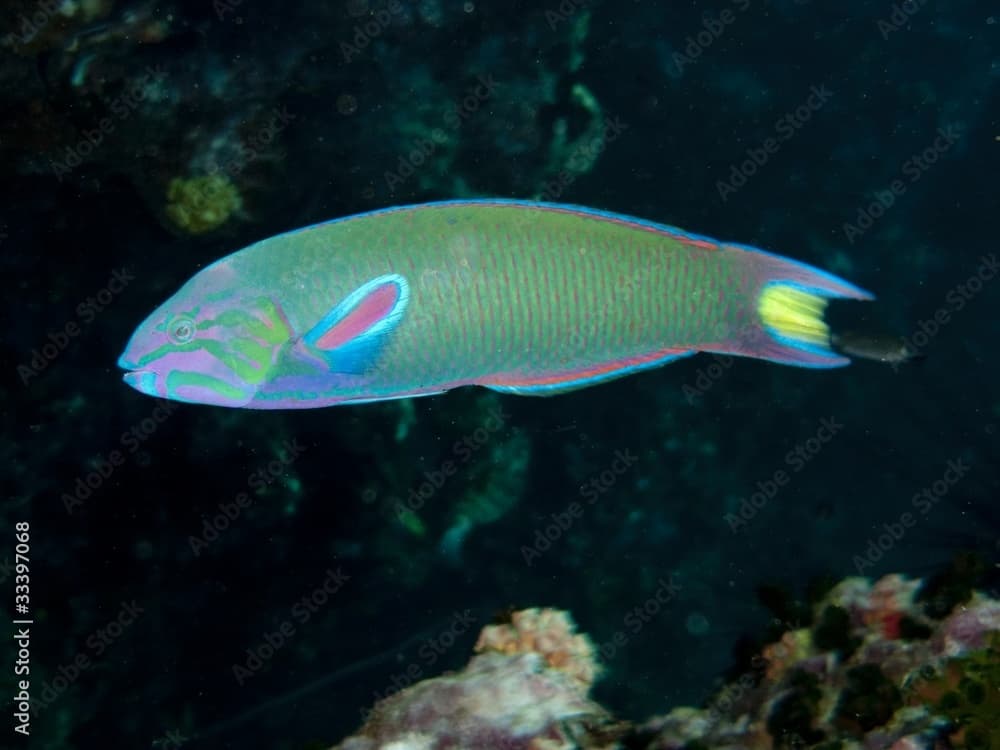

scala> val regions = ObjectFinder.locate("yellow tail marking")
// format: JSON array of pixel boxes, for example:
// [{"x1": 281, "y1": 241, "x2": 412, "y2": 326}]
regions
[{"x1": 758, "y1": 284, "x2": 830, "y2": 347}]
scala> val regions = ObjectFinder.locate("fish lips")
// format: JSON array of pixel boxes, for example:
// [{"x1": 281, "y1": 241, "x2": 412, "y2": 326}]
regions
[
  {"x1": 117, "y1": 350, "x2": 165, "y2": 397},
  {"x1": 121, "y1": 367, "x2": 162, "y2": 398}
]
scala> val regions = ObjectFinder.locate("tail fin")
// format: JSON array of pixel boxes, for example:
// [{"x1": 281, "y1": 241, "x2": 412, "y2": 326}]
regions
[{"x1": 710, "y1": 244, "x2": 875, "y2": 368}]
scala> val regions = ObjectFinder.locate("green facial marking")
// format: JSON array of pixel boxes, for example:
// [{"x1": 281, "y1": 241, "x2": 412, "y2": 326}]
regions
[{"x1": 166, "y1": 371, "x2": 250, "y2": 402}]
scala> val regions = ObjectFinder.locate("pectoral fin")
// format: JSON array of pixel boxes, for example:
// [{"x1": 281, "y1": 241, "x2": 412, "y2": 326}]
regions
[{"x1": 303, "y1": 274, "x2": 410, "y2": 373}]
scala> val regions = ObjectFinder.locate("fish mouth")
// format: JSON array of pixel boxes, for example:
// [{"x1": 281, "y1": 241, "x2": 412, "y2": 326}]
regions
[
  {"x1": 119, "y1": 352, "x2": 161, "y2": 396},
  {"x1": 122, "y1": 368, "x2": 160, "y2": 396}
]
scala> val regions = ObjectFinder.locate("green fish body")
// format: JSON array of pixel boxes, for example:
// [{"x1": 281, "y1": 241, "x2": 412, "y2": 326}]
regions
[{"x1": 118, "y1": 200, "x2": 873, "y2": 408}]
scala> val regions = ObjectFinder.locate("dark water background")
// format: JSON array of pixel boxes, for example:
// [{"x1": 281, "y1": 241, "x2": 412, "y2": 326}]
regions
[{"x1": 1, "y1": 1, "x2": 997, "y2": 748}]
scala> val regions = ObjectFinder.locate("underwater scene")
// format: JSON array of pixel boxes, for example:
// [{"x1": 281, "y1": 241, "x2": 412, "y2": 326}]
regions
[{"x1": 1, "y1": 0, "x2": 998, "y2": 748}]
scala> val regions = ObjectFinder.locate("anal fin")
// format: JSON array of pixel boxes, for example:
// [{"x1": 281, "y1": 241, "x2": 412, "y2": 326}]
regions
[{"x1": 480, "y1": 348, "x2": 694, "y2": 396}]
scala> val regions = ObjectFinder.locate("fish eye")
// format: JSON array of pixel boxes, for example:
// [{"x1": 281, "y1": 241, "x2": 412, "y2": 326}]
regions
[{"x1": 168, "y1": 315, "x2": 196, "y2": 344}]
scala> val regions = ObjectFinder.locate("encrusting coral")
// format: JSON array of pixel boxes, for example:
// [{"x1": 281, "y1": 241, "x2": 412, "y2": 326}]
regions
[
  {"x1": 474, "y1": 607, "x2": 603, "y2": 691},
  {"x1": 164, "y1": 174, "x2": 243, "y2": 234},
  {"x1": 334, "y1": 608, "x2": 617, "y2": 750}
]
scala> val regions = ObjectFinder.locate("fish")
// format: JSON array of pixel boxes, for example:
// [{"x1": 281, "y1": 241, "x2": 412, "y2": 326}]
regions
[
  {"x1": 117, "y1": 199, "x2": 874, "y2": 409},
  {"x1": 831, "y1": 331, "x2": 924, "y2": 366}
]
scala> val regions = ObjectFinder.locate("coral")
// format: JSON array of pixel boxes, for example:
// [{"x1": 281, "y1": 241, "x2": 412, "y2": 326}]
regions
[
  {"x1": 334, "y1": 612, "x2": 619, "y2": 750},
  {"x1": 812, "y1": 605, "x2": 860, "y2": 656},
  {"x1": 164, "y1": 174, "x2": 243, "y2": 234},
  {"x1": 833, "y1": 663, "x2": 903, "y2": 735},
  {"x1": 867, "y1": 575, "x2": 923, "y2": 639},
  {"x1": 474, "y1": 608, "x2": 602, "y2": 691},
  {"x1": 639, "y1": 575, "x2": 999, "y2": 750},
  {"x1": 761, "y1": 627, "x2": 814, "y2": 682},
  {"x1": 917, "y1": 552, "x2": 990, "y2": 620},
  {"x1": 766, "y1": 668, "x2": 827, "y2": 747},
  {"x1": 906, "y1": 632, "x2": 1000, "y2": 750}
]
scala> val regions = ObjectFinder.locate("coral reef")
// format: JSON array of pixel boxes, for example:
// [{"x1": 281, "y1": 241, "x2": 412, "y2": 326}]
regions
[
  {"x1": 336, "y1": 577, "x2": 999, "y2": 750},
  {"x1": 905, "y1": 631, "x2": 999, "y2": 750},
  {"x1": 641, "y1": 574, "x2": 999, "y2": 750}
]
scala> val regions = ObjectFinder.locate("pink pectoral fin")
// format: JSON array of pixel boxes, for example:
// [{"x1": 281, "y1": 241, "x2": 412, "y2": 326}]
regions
[{"x1": 303, "y1": 274, "x2": 410, "y2": 373}]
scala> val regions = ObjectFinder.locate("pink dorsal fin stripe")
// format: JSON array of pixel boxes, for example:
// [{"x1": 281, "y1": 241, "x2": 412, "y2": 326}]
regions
[{"x1": 314, "y1": 282, "x2": 400, "y2": 350}]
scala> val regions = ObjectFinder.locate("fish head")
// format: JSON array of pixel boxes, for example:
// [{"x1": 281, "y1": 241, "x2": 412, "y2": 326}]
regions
[{"x1": 117, "y1": 260, "x2": 295, "y2": 406}]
